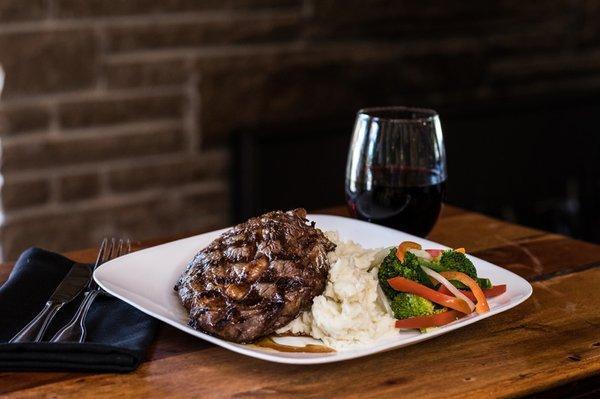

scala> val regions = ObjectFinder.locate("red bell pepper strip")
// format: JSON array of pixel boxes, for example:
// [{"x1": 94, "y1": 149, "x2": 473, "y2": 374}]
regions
[
  {"x1": 387, "y1": 277, "x2": 472, "y2": 314},
  {"x1": 395, "y1": 310, "x2": 464, "y2": 329}
]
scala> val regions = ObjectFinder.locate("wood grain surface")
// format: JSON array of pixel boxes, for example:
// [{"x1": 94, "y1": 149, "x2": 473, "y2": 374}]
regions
[{"x1": 1, "y1": 205, "x2": 599, "y2": 398}]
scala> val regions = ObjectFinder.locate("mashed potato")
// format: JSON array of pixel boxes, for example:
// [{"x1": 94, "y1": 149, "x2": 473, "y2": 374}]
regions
[{"x1": 276, "y1": 232, "x2": 397, "y2": 350}]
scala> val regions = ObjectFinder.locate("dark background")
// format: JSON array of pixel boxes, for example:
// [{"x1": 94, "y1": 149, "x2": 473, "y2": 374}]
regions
[
  {"x1": 228, "y1": 0, "x2": 600, "y2": 243},
  {"x1": 231, "y1": 61, "x2": 600, "y2": 242},
  {"x1": 2, "y1": 0, "x2": 600, "y2": 259},
  {"x1": 231, "y1": 99, "x2": 600, "y2": 243}
]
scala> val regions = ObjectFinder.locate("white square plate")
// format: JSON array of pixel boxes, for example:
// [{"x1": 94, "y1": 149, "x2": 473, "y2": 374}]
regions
[{"x1": 94, "y1": 214, "x2": 532, "y2": 365}]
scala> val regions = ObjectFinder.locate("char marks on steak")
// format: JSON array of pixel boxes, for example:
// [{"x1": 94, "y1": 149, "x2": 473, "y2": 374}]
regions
[{"x1": 175, "y1": 208, "x2": 336, "y2": 343}]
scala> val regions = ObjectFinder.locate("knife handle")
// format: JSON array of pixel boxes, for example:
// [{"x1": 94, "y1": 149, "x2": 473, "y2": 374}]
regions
[{"x1": 9, "y1": 301, "x2": 64, "y2": 343}]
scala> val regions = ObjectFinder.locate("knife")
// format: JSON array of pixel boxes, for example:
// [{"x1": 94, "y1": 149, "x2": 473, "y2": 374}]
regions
[{"x1": 9, "y1": 263, "x2": 92, "y2": 343}]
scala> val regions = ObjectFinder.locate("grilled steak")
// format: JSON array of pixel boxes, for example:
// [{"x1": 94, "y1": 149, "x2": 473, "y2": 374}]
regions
[{"x1": 175, "y1": 208, "x2": 336, "y2": 343}]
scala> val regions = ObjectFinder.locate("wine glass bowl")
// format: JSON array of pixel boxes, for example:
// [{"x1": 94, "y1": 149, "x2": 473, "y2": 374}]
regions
[{"x1": 345, "y1": 106, "x2": 447, "y2": 237}]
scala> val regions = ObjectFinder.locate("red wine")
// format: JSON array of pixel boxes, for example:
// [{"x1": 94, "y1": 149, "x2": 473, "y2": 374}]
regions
[{"x1": 345, "y1": 167, "x2": 446, "y2": 237}]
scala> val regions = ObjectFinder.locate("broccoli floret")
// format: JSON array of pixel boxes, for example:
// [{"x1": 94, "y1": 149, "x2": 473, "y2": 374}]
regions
[
  {"x1": 378, "y1": 249, "x2": 401, "y2": 299},
  {"x1": 439, "y1": 250, "x2": 477, "y2": 278},
  {"x1": 401, "y1": 252, "x2": 436, "y2": 287},
  {"x1": 391, "y1": 293, "x2": 435, "y2": 319},
  {"x1": 477, "y1": 277, "x2": 492, "y2": 289},
  {"x1": 378, "y1": 249, "x2": 433, "y2": 300},
  {"x1": 420, "y1": 250, "x2": 491, "y2": 289}
]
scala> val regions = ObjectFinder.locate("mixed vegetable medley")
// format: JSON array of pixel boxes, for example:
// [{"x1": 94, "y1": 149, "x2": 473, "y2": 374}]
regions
[{"x1": 378, "y1": 241, "x2": 507, "y2": 331}]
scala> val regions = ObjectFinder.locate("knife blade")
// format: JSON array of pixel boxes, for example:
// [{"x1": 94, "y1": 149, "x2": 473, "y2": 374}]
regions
[
  {"x1": 9, "y1": 263, "x2": 92, "y2": 343},
  {"x1": 47, "y1": 263, "x2": 92, "y2": 303}
]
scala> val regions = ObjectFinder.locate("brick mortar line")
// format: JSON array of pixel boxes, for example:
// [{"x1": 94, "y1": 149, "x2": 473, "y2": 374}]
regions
[
  {"x1": 95, "y1": 25, "x2": 110, "y2": 90},
  {"x1": 1, "y1": 119, "x2": 183, "y2": 146},
  {"x1": 0, "y1": 8, "x2": 303, "y2": 35},
  {"x1": 47, "y1": 101, "x2": 60, "y2": 137},
  {"x1": 68, "y1": 119, "x2": 183, "y2": 138},
  {"x1": 2, "y1": 180, "x2": 229, "y2": 224},
  {"x1": 0, "y1": 85, "x2": 185, "y2": 108},
  {"x1": 198, "y1": 73, "x2": 205, "y2": 149},
  {"x1": 2, "y1": 148, "x2": 230, "y2": 182},
  {"x1": 103, "y1": 38, "x2": 483, "y2": 65},
  {"x1": 46, "y1": 0, "x2": 56, "y2": 19},
  {"x1": 184, "y1": 69, "x2": 200, "y2": 153},
  {"x1": 97, "y1": 163, "x2": 112, "y2": 196},
  {"x1": 105, "y1": 41, "x2": 310, "y2": 63}
]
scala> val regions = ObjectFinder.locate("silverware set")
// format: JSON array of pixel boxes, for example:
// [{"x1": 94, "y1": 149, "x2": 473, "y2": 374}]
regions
[{"x1": 9, "y1": 238, "x2": 131, "y2": 344}]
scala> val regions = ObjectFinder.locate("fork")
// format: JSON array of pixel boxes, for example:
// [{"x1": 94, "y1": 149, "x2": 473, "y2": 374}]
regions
[{"x1": 50, "y1": 238, "x2": 131, "y2": 343}]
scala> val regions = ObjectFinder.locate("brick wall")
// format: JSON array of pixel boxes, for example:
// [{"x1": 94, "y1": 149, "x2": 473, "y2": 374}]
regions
[{"x1": 0, "y1": 0, "x2": 598, "y2": 260}]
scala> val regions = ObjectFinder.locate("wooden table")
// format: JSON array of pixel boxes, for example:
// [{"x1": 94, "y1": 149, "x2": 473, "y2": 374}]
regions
[{"x1": 1, "y1": 205, "x2": 599, "y2": 398}]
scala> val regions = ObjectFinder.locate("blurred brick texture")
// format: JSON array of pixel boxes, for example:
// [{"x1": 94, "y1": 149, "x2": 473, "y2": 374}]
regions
[{"x1": 0, "y1": 0, "x2": 598, "y2": 259}]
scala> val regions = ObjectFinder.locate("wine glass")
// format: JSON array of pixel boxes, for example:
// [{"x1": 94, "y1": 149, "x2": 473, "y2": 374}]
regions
[{"x1": 345, "y1": 106, "x2": 447, "y2": 237}]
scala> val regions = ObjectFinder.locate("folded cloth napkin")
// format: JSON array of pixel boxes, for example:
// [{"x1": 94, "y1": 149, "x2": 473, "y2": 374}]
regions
[{"x1": 0, "y1": 248, "x2": 158, "y2": 372}]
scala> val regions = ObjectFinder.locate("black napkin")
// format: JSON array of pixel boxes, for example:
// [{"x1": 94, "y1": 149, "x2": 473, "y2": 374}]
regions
[{"x1": 0, "y1": 248, "x2": 158, "y2": 372}]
